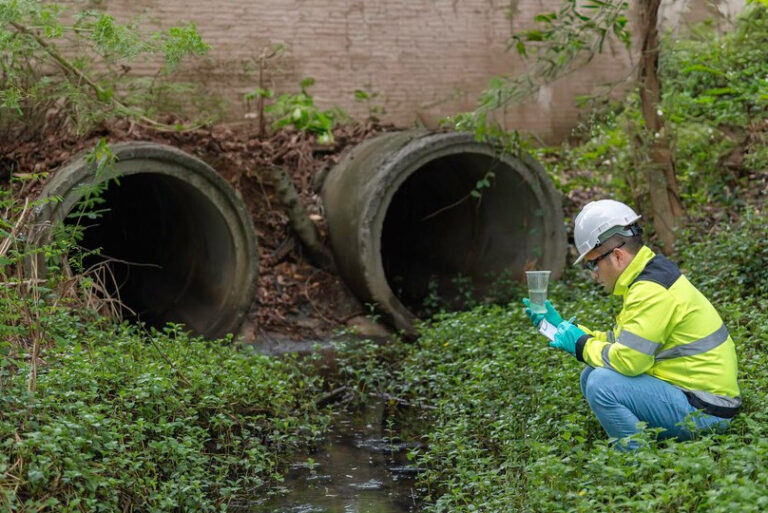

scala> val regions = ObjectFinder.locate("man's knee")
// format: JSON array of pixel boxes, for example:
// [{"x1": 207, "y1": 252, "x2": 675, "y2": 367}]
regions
[
  {"x1": 579, "y1": 366, "x2": 593, "y2": 397},
  {"x1": 583, "y1": 367, "x2": 621, "y2": 406}
]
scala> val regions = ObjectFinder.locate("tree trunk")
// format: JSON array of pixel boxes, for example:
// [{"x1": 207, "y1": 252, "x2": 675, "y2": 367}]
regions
[{"x1": 637, "y1": 0, "x2": 684, "y2": 253}]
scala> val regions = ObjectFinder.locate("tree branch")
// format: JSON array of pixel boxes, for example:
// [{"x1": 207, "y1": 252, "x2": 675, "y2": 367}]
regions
[
  {"x1": 8, "y1": 21, "x2": 199, "y2": 132},
  {"x1": 263, "y1": 164, "x2": 337, "y2": 273}
]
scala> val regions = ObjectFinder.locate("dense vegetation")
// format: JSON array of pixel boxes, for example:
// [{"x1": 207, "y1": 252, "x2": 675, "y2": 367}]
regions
[
  {"x1": 542, "y1": 3, "x2": 768, "y2": 222},
  {"x1": 2, "y1": 2, "x2": 767, "y2": 512},
  {"x1": 0, "y1": 0, "x2": 217, "y2": 135},
  {"x1": 0, "y1": 167, "x2": 332, "y2": 509},
  {"x1": 0, "y1": 322, "x2": 330, "y2": 511}
]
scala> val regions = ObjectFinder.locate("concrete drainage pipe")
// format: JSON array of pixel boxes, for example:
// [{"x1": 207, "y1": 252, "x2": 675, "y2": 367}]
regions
[
  {"x1": 33, "y1": 141, "x2": 259, "y2": 339},
  {"x1": 322, "y1": 130, "x2": 566, "y2": 334}
]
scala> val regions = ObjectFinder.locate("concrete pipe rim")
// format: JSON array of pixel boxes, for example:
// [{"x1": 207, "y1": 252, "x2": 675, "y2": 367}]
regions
[
  {"x1": 32, "y1": 141, "x2": 259, "y2": 339},
  {"x1": 358, "y1": 131, "x2": 565, "y2": 333}
]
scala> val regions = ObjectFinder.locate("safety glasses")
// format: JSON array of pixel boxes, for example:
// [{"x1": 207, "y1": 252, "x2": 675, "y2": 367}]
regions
[{"x1": 583, "y1": 241, "x2": 626, "y2": 272}]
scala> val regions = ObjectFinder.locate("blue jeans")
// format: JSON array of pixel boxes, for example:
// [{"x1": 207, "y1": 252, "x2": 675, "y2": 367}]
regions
[{"x1": 580, "y1": 366, "x2": 730, "y2": 449}]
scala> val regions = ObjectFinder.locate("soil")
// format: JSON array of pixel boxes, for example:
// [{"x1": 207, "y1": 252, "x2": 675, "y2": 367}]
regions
[{"x1": 0, "y1": 117, "x2": 399, "y2": 343}]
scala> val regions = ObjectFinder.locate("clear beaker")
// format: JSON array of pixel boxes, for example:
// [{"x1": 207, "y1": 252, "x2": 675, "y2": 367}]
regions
[{"x1": 525, "y1": 270, "x2": 551, "y2": 314}]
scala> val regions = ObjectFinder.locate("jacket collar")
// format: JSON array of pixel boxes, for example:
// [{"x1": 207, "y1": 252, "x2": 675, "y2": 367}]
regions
[{"x1": 613, "y1": 245, "x2": 655, "y2": 297}]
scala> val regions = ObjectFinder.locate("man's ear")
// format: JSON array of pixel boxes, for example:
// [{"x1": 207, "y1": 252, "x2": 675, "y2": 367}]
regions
[{"x1": 616, "y1": 247, "x2": 632, "y2": 266}]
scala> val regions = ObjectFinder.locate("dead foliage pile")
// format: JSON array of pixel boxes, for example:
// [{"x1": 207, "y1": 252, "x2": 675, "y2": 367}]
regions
[{"x1": 0, "y1": 117, "x2": 399, "y2": 342}]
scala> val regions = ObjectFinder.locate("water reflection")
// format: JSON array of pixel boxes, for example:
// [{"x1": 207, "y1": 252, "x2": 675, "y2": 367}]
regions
[{"x1": 244, "y1": 401, "x2": 424, "y2": 513}]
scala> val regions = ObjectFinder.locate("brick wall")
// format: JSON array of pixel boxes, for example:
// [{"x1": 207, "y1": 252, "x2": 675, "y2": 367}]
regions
[{"x1": 82, "y1": 0, "x2": 744, "y2": 142}]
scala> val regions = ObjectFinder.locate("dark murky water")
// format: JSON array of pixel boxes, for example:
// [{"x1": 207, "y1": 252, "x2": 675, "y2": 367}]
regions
[{"x1": 239, "y1": 401, "x2": 425, "y2": 513}]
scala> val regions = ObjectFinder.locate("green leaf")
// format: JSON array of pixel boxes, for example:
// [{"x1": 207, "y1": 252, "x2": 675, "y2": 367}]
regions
[
  {"x1": 702, "y1": 87, "x2": 736, "y2": 96},
  {"x1": 681, "y1": 64, "x2": 726, "y2": 76},
  {"x1": 28, "y1": 469, "x2": 45, "y2": 485},
  {"x1": 96, "y1": 86, "x2": 113, "y2": 102},
  {"x1": 161, "y1": 23, "x2": 209, "y2": 71},
  {"x1": 515, "y1": 40, "x2": 527, "y2": 57},
  {"x1": 0, "y1": 88, "x2": 24, "y2": 115},
  {"x1": 523, "y1": 30, "x2": 544, "y2": 42},
  {"x1": 300, "y1": 77, "x2": 316, "y2": 90},
  {"x1": 533, "y1": 12, "x2": 557, "y2": 23}
]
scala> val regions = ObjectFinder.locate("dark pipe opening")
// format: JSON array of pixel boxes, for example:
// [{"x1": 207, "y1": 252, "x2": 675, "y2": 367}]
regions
[
  {"x1": 381, "y1": 153, "x2": 544, "y2": 313},
  {"x1": 323, "y1": 130, "x2": 564, "y2": 332},
  {"x1": 70, "y1": 173, "x2": 235, "y2": 334}
]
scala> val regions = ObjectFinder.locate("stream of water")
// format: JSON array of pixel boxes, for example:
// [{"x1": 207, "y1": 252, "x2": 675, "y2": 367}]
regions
[{"x1": 238, "y1": 400, "x2": 425, "y2": 513}]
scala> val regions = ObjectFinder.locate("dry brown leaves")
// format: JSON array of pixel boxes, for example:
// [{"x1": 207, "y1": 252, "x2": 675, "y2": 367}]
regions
[{"x1": 0, "y1": 117, "x2": 397, "y2": 340}]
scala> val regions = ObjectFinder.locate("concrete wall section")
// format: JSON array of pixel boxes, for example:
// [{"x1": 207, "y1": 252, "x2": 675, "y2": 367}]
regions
[{"x1": 84, "y1": 0, "x2": 745, "y2": 142}]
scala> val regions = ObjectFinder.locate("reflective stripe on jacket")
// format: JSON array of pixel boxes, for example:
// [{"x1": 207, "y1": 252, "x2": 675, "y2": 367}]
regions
[{"x1": 575, "y1": 245, "x2": 741, "y2": 418}]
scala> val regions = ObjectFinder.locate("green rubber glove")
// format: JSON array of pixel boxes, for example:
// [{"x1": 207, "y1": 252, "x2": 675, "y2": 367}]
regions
[
  {"x1": 550, "y1": 320, "x2": 586, "y2": 355},
  {"x1": 522, "y1": 298, "x2": 564, "y2": 328}
]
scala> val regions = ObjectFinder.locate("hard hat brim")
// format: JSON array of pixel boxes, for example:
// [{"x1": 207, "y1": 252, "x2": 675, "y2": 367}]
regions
[{"x1": 573, "y1": 251, "x2": 588, "y2": 266}]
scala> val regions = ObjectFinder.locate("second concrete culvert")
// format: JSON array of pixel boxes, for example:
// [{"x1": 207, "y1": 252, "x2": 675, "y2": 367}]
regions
[{"x1": 322, "y1": 130, "x2": 566, "y2": 334}]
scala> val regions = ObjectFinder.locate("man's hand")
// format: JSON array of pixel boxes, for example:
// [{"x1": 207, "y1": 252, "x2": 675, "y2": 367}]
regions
[
  {"x1": 550, "y1": 320, "x2": 586, "y2": 355},
  {"x1": 523, "y1": 298, "x2": 564, "y2": 328}
]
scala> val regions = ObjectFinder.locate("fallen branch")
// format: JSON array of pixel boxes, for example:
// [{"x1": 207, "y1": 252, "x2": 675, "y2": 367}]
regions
[
  {"x1": 315, "y1": 386, "x2": 348, "y2": 407},
  {"x1": 262, "y1": 164, "x2": 337, "y2": 273}
]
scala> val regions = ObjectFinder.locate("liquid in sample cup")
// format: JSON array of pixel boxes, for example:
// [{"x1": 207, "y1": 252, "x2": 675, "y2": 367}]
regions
[
  {"x1": 528, "y1": 289, "x2": 548, "y2": 313},
  {"x1": 526, "y1": 270, "x2": 551, "y2": 313}
]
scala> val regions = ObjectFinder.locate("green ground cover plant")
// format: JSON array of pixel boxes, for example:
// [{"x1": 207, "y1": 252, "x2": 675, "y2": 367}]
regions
[
  {"x1": 387, "y1": 208, "x2": 768, "y2": 512},
  {"x1": 0, "y1": 321, "x2": 330, "y2": 512}
]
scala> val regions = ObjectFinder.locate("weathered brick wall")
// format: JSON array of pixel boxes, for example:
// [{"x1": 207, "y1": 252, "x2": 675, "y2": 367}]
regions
[{"x1": 85, "y1": 0, "x2": 743, "y2": 142}]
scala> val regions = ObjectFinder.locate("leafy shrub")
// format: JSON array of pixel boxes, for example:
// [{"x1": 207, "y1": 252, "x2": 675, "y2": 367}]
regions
[
  {"x1": 536, "y1": 96, "x2": 642, "y2": 208},
  {"x1": 0, "y1": 0, "x2": 216, "y2": 137},
  {"x1": 661, "y1": 4, "x2": 768, "y2": 208},
  {"x1": 661, "y1": 6, "x2": 768, "y2": 128},
  {"x1": 263, "y1": 78, "x2": 347, "y2": 144}
]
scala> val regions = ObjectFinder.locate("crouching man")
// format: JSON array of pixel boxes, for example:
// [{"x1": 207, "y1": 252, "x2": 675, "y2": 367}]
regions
[{"x1": 524, "y1": 199, "x2": 740, "y2": 449}]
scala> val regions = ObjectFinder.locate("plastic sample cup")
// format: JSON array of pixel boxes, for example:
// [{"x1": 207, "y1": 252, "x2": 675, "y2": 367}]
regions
[{"x1": 526, "y1": 270, "x2": 551, "y2": 314}]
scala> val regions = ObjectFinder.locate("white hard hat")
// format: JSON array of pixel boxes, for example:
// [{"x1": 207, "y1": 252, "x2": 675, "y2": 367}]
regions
[{"x1": 573, "y1": 200, "x2": 641, "y2": 265}]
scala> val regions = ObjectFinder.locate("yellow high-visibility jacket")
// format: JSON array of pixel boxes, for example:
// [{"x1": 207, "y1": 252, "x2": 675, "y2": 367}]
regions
[{"x1": 575, "y1": 245, "x2": 741, "y2": 418}]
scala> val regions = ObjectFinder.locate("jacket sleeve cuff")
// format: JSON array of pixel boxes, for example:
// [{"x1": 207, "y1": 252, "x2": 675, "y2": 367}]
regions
[{"x1": 575, "y1": 334, "x2": 591, "y2": 362}]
